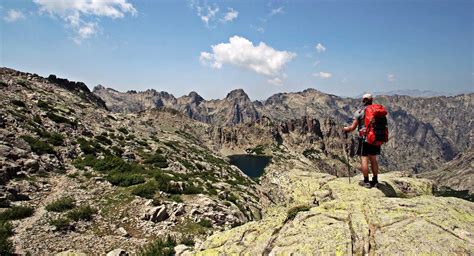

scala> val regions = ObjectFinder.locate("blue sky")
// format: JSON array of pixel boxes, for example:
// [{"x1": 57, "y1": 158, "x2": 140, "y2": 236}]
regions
[{"x1": 1, "y1": 0, "x2": 472, "y2": 100}]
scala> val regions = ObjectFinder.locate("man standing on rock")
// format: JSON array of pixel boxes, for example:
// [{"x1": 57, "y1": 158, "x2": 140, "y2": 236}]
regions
[{"x1": 343, "y1": 94, "x2": 380, "y2": 188}]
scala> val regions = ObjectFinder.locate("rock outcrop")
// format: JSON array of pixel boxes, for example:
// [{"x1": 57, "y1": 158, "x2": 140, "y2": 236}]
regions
[
  {"x1": 196, "y1": 172, "x2": 474, "y2": 255},
  {"x1": 420, "y1": 149, "x2": 474, "y2": 195}
]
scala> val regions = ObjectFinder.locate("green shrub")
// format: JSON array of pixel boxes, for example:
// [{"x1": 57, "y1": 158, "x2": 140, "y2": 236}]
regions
[
  {"x1": 286, "y1": 205, "x2": 311, "y2": 222},
  {"x1": 47, "y1": 112, "x2": 76, "y2": 126},
  {"x1": 131, "y1": 181, "x2": 159, "y2": 199},
  {"x1": 77, "y1": 138, "x2": 104, "y2": 155},
  {"x1": 0, "y1": 206, "x2": 34, "y2": 221},
  {"x1": 73, "y1": 154, "x2": 96, "y2": 170},
  {"x1": 107, "y1": 173, "x2": 145, "y2": 187},
  {"x1": 49, "y1": 218, "x2": 71, "y2": 232},
  {"x1": 144, "y1": 153, "x2": 168, "y2": 168},
  {"x1": 111, "y1": 146, "x2": 124, "y2": 156},
  {"x1": 37, "y1": 100, "x2": 50, "y2": 110},
  {"x1": 137, "y1": 140, "x2": 149, "y2": 147},
  {"x1": 45, "y1": 197, "x2": 75, "y2": 212},
  {"x1": 46, "y1": 132, "x2": 65, "y2": 146},
  {"x1": 21, "y1": 135, "x2": 55, "y2": 155},
  {"x1": 33, "y1": 114, "x2": 42, "y2": 125},
  {"x1": 198, "y1": 219, "x2": 212, "y2": 228},
  {"x1": 0, "y1": 221, "x2": 13, "y2": 255},
  {"x1": 138, "y1": 236, "x2": 176, "y2": 256},
  {"x1": 246, "y1": 145, "x2": 265, "y2": 155},
  {"x1": 16, "y1": 79, "x2": 29, "y2": 87},
  {"x1": 0, "y1": 81, "x2": 7, "y2": 88},
  {"x1": 95, "y1": 135, "x2": 112, "y2": 145},
  {"x1": 179, "y1": 159, "x2": 195, "y2": 170},
  {"x1": 180, "y1": 236, "x2": 194, "y2": 246},
  {"x1": 182, "y1": 183, "x2": 203, "y2": 195},
  {"x1": 118, "y1": 127, "x2": 129, "y2": 134},
  {"x1": 154, "y1": 172, "x2": 172, "y2": 187},
  {"x1": 168, "y1": 194, "x2": 183, "y2": 203},
  {"x1": 66, "y1": 205, "x2": 97, "y2": 221},
  {"x1": 11, "y1": 100, "x2": 26, "y2": 108}
]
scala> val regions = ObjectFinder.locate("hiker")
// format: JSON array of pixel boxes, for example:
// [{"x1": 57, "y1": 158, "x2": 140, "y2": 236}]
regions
[{"x1": 343, "y1": 94, "x2": 388, "y2": 188}]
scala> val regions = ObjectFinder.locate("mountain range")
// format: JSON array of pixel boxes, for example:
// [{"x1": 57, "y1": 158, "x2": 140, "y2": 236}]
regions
[
  {"x1": 94, "y1": 84, "x2": 473, "y2": 174},
  {"x1": 0, "y1": 67, "x2": 472, "y2": 255}
]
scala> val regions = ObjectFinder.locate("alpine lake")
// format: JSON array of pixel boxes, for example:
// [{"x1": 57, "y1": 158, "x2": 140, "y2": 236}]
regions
[{"x1": 228, "y1": 154, "x2": 272, "y2": 178}]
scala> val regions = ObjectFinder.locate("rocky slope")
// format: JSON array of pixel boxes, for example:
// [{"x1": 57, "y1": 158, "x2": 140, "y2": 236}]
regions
[
  {"x1": 0, "y1": 68, "x2": 265, "y2": 255},
  {"x1": 420, "y1": 149, "x2": 474, "y2": 196}
]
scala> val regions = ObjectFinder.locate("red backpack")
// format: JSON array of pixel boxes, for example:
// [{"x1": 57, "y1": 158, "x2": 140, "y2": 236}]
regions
[{"x1": 364, "y1": 104, "x2": 388, "y2": 146}]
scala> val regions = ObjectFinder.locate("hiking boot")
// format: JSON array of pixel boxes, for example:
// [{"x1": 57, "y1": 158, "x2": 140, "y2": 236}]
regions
[
  {"x1": 370, "y1": 180, "x2": 379, "y2": 188},
  {"x1": 359, "y1": 180, "x2": 372, "y2": 188},
  {"x1": 371, "y1": 176, "x2": 379, "y2": 188}
]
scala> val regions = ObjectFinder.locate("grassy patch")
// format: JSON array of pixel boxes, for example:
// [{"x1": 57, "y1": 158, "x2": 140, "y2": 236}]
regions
[
  {"x1": 73, "y1": 154, "x2": 147, "y2": 186},
  {"x1": 11, "y1": 100, "x2": 26, "y2": 108},
  {"x1": 66, "y1": 205, "x2": 97, "y2": 221},
  {"x1": 76, "y1": 138, "x2": 105, "y2": 155},
  {"x1": 46, "y1": 132, "x2": 65, "y2": 146},
  {"x1": 131, "y1": 180, "x2": 159, "y2": 199},
  {"x1": 118, "y1": 127, "x2": 129, "y2": 134},
  {"x1": 0, "y1": 206, "x2": 34, "y2": 221},
  {"x1": 144, "y1": 153, "x2": 168, "y2": 168},
  {"x1": 49, "y1": 218, "x2": 71, "y2": 232},
  {"x1": 175, "y1": 218, "x2": 209, "y2": 235},
  {"x1": 46, "y1": 112, "x2": 77, "y2": 126},
  {"x1": 138, "y1": 236, "x2": 176, "y2": 256},
  {"x1": 37, "y1": 100, "x2": 51, "y2": 110},
  {"x1": 95, "y1": 135, "x2": 112, "y2": 145},
  {"x1": 246, "y1": 145, "x2": 266, "y2": 155},
  {"x1": 167, "y1": 194, "x2": 183, "y2": 203},
  {"x1": 21, "y1": 135, "x2": 55, "y2": 155},
  {"x1": 45, "y1": 197, "x2": 75, "y2": 212},
  {"x1": 197, "y1": 219, "x2": 212, "y2": 228},
  {"x1": 286, "y1": 205, "x2": 311, "y2": 222},
  {"x1": 107, "y1": 173, "x2": 145, "y2": 187},
  {"x1": 0, "y1": 221, "x2": 13, "y2": 255}
]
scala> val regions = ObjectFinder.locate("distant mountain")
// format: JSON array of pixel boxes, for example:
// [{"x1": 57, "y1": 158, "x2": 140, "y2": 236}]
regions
[
  {"x1": 356, "y1": 89, "x2": 471, "y2": 98},
  {"x1": 94, "y1": 85, "x2": 473, "y2": 174}
]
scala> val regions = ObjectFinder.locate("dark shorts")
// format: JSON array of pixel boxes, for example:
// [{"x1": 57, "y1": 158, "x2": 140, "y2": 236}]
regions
[{"x1": 357, "y1": 138, "x2": 381, "y2": 156}]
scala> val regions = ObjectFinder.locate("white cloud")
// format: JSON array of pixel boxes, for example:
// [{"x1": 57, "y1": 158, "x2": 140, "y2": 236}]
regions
[
  {"x1": 200, "y1": 35, "x2": 296, "y2": 78},
  {"x1": 387, "y1": 74, "x2": 396, "y2": 82},
  {"x1": 251, "y1": 25, "x2": 265, "y2": 33},
  {"x1": 4, "y1": 9, "x2": 25, "y2": 22},
  {"x1": 196, "y1": 4, "x2": 219, "y2": 26},
  {"x1": 316, "y1": 43, "x2": 326, "y2": 53},
  {"x1": 270, "y1": 7, "x2": 284, "y2": 16},
  {"x1": 222, "y1": 8, "x2": 238, "y2": 23},
  {"x1": 313, "y1": 60, "x2": 321, "y2": 67},
  {"x1": 33, "y1": 0, "x2": 136, "y2": 43},
  {"x1": 313, "y1": 72, "x2": 332, "y2": 79},
  {"x1": 268, "y1": 77, "x2": 284, "y2": 86}
]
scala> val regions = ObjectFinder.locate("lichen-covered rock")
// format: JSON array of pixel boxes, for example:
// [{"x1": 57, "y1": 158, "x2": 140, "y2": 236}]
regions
[{"x1": 196, "y1": 172, "x2": 474, "y2": 255}]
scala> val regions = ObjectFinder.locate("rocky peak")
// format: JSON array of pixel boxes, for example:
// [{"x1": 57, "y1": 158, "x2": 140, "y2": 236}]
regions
[
  {"x1": 92, "y1": 84, "x2": 105, "y2": 92},
  {"x1": 226, "y1": 89, "x2": 250, "y2": 102},
  {"x1": 188, "y1": 91, "x2": 204, "y2": 105}
]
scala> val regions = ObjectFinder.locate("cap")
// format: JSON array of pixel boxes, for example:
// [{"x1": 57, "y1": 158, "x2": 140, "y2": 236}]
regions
[{"x1": 362, "y1": 93, "x2": 373, "y2": 100}]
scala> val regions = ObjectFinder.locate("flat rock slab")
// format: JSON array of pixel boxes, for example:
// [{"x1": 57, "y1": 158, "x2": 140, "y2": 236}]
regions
[{"x1": 196, "y1": 172, "x2": 474, "y2": 255}]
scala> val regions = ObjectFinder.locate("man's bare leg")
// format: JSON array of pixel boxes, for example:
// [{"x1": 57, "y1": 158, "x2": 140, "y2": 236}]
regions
[
  {"x1": 369, "y1": 155, "x2": 378, "y2": 176},
  {"x1": 361, "y1": 156, "x2": 369, "y2": 182},
  {"x1": 369, "y1": 155, "x2": 378, "y2": 185}
]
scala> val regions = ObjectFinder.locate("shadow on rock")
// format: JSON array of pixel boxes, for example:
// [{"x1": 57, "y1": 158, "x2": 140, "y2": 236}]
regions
[{"x1": 376, "y1": 181, "x2": 398, "y2": 197}]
